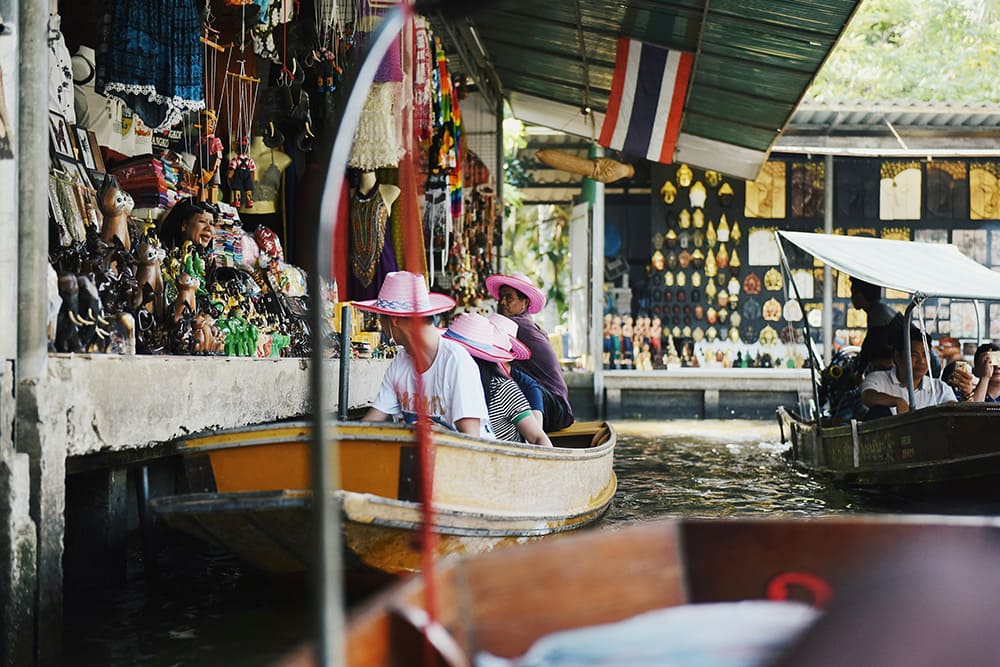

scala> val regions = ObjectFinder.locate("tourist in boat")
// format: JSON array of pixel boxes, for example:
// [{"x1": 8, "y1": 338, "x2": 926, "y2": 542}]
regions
[
  {"x1": 489, "y1": 312, "x2": 546, "y2": 427},
  {"x1": 356, "y1": 271, "x2": 490, "y2": 437},
  {"x1": 971, "y1": 342, "x2": 1000, "y2": 402},
  {"x1": 487, "y1": 273, "x2": 575, "y2": 431},
  {"x1": 443, "y1": 313, "x2": 552, "y2": 446},
  {"x1": 860, "y1": 326, "x2": 961, "y2": 417}
]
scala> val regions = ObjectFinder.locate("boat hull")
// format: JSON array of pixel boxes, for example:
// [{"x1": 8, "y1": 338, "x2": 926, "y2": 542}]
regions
[
  {"x1": 153, "y1": 420, "x2": 617, "y2": 574},
  {"x1": 777, "y1": 403, "x2": 1000, "y2": 492}
]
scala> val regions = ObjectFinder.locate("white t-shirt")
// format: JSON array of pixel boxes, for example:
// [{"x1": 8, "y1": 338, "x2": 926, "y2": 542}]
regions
[
  {"x1": 371, "y1": 336, "x2": 491, "y2": 437},
  {"x1": 860, "y1": 368, "x2": 956, "y2": 414}
]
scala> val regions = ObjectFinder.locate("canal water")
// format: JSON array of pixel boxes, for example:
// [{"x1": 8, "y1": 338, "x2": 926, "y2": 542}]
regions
[{"x1": 63, "y1": 420, "x2": 1000, "y2": 666}]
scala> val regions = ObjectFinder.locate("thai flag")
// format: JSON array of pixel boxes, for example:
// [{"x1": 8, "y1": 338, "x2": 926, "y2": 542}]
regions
[{"x1": 598, "y1": 37, "x2": 694, "y2": 164}]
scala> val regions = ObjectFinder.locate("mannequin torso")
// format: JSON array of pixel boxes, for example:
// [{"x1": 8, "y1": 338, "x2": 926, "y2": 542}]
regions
[{"x1": 243, "y1": 136, "x2": 293, "y2": 216}]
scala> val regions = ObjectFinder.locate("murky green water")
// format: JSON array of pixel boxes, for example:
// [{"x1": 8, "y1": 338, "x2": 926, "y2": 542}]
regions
[{"x1": 64, "y1": 420, "x2": 1000, "y2": 666}]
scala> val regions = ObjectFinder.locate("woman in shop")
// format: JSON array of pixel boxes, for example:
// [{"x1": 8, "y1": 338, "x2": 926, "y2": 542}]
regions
[{"x1": 158, "y1": 198, "x2": 218, "y2": 252}]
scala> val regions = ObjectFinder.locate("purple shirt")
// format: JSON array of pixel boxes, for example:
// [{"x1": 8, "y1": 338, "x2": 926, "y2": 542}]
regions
[{"x1": 508, "y1": 313, "x2": 573, "y2": 420}]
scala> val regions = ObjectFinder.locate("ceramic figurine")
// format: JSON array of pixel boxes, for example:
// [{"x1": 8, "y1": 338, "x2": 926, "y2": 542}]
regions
[
  {"x1": 98, "y1": 175, "x2": 135, "y2": 252},
  {"x1": 172, "y1": 272, "x2": 199, "y2": 322},
  {"x1": 55, "y1": 274, "x2": 83, "y2": 353},
  {"x1": 76, "y1": 274, "x2": 111, "y2": 352},
  {"x1": 134, "y1": 240, "x2": 166, "y2": 320}
]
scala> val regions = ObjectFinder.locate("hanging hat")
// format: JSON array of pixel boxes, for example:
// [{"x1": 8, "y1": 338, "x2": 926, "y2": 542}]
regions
[
  {"x1": 353, "y1": 271, "x2": 455, "y2": 316},
  {"x1": 486, "y1": 273, "x2": 546, "y2": 314},
  {"x1": 443, "y1": 313, "x2": 514, "y2": 363},
  {"x1": 488, "y1": 313, "x2": 531, "y2": 360}
]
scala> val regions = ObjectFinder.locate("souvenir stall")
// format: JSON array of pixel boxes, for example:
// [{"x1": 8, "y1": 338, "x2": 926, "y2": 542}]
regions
[
  {"x1": 604, "y1": 156, "x2": 1000, "y2": 371},
  {"x1": 44, "y1": 0, "x2": 490, "y2": 359}
]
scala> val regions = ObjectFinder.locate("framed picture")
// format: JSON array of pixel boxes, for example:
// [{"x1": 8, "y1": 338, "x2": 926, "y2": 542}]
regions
[
  {"x1": 49, "y1": 111, "x2": 76, "y2": 159},
  {"x1": 57, "y1": 157, "x2": 93, "y2": 189},
  {"x1": 74, "y1": 126, "x2": 95, "y2": 169},
  {"x1": 87, "y1": 130, "x2": 105, "y2": 172}
]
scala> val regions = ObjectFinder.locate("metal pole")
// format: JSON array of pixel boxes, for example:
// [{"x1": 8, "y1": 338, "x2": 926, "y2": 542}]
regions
[
  {"x1": 338, "y1": 304, "x2": 351, "y2": 421},
  {"x1": 903, "y1": 296, "x2": 925, "y2": 410},
  {"x1": 309, "y1": 7, "x2": 409, "y2": 666},
  {"x1": 495, "y1": 96, "x2": 504, "y2": 275},
  {"x1": 775, "y1": 233, "x2": 822, "y2": 425},
  {"x1": 823, "y1": 155, "x2": 833, "y2": 366}
]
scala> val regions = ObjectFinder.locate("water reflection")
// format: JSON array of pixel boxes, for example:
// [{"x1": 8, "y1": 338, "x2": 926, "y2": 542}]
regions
[{"x1": 64, "y1": 419, "x2": 1000, "y2": 666}]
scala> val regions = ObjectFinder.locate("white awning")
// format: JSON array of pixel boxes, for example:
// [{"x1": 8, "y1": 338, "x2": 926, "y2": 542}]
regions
[{"x1": 777, "y1": 231, "x2": 1000, "y2": 302}]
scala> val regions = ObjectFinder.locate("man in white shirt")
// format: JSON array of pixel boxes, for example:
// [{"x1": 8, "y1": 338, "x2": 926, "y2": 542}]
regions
[
  {"x1": 860, "y1": 326, "x2": 957, "y2": 416},
  {"x1": 356, "y1": 271, "x2": 489, "y2": 437}
]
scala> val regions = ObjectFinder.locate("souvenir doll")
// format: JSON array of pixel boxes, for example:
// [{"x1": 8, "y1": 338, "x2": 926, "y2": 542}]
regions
[{"x1": 227, "y1": 135, "x2": 256, "y2": 208}]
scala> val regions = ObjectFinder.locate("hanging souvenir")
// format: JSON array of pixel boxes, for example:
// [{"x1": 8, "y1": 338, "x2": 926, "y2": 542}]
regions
[
  {"x1": 716, "y1": 273, "x2": 727, "y2": 288},
  {"x1": 665, "y1": 228, "x2": 678, "y2": 248},
  {"x1": 677, "y1": 290, "x2": 687, "y2": 302},
  {"x1": 678, "y1": 251, "x2": 692, "y2": 269},
  {"x1": 728, "y1": 276, "x2": 741, "y2": 296},
  {"x1": 666, "y1": 251, "x2": 679, "y2": 270},
  {"x1": 664, "y1": 290, "x2": 673, "y2": 302},
  {"x1": 742, "y1": 297, "x2": 761, "y2": 320},
  {"x1": 807, "y1": 307, "x2": 822, "y2": 328},
  {"x1": 693, "y1": 230, "x2": 705, "y2": 249},
  {"x1": 691, "y1": 272, "x2": 702, "y2": 287},
  {"x1": 691, "y1": 289, "x2": 701, "y2": 302},
  {"x1": 728, "y1": 293, "x2": 739, "y2": 311},
  {"x1": 706, "y1": 220, "x2": 717, "y2": 248},
  {"x1": 705, "y1": 247, "x2": 717, "y2": 277},
  {"x1": 694, "y1": 304, "x2": 704, "y2": 320},
  {"x1": 717, "y1": 290, "x2": 729, "y2": 308},
  {"x1": 717, "y1": 308, "x2": 728, "y2": 324},
  {"x1": 691, "y1": 249, "x2": 705, "y2": 270},
  {"x1": 763, "y1": 267, "x2": 784, "y2": 291},
  {"x1": 679, "y1": 209, "x2": 691, "y2": 229},
  {"x1": 717, "y1": 215, "x2": 730, "y2": 243},
  {"x1": 729, "y1": 248, "x2": 741, "y2": 275},
  {"x1": 660, "y1": 179, "x2": 678, "y2": 204},
  {"x1": 676, "y1": 163, "x2": 693, "y2": 188},
  {"x1": 652, "y1": 287, "x2": 663, "y2": 302},
  {"x1": 672, "y1": 326, "x2": 682, "y2": 338},
  {"x1": 652, "y1": 250, "x2": 666, "y2": 272},
  {"x1": 652, "y1": 232, "x2": 664, "y2": 250},
  {"x1": 677, "y1": 271, "x2": 687, "y2": 287},
  {"x1": 718, "y1": 182, "x2": 735, "y2": 207},
  {"x1": 689, "y1": 181, "x2": 707, "y2": 208},
  {"x1": 705, "y1": 170, "x2": 723, "y2": 187},
  {"x1": 727, "y1": 327, "x2": 739, "y2": 343},
  {"x1": 783, "y1": 300, "x2": 803, "y2": 322},
  {"x1": 730, "y1": 220, "x2": 741, "y2": 245},
  {"x1": 759, "y1": 325, "x2": 779, "y2": 346},
  {"x1": 706, "y1": 308, "x2": 718, "y2": 325},
  {"x1": 664, "y1": 271, "x2": 675, "y2": 287},
  {"x1": 716, "y1": 243, "x2": 729, "y2": 269},
  {"x1": 692, "y1": 327, "x2": 703, "y2": 342},
  {"x1": 706, "y1": 326, "x2": 718, "y2": 342},
  {"x1": 679, "y1": 230, "x2": 692, "y2": 250},
  {"x1": 705, "y1": 280, "x2": 717, "y2": 303},
  {"x1": 693, "y1": 209, "x2": 705, "y2": 229},
  {"x1": 730, "y1": 311, "x2": 742, "y2": 328},
  {"x1": 762, "y1": 297, "x2": 782, "y2": 321},
  {"x1": 742, "y1": 272, "x2": 762, "y2": 295}
]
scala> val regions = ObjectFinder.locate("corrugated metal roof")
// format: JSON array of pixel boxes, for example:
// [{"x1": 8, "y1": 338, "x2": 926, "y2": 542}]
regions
[{"x1": 432, "y1": 0, "x2": 863, "y2": 168}]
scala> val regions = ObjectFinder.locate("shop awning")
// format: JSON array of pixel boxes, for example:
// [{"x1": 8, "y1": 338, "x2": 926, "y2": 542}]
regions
[
  {"x1": 777, "y1": 231, "x2": 1000, "y2": 302},
  {"x1": 437, "y1": 0, "x2": 864, "y2": 179}
]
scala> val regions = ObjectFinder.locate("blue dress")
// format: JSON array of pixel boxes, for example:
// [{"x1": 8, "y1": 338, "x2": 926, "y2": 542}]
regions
[{"x1": 95, "y1": 0, "x2": 204, "y2": 131}]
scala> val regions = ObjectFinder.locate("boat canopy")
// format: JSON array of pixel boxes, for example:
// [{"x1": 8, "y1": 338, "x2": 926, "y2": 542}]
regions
[{"x1": 777, "y1": 231, "x2": 1000, "y2": 302}]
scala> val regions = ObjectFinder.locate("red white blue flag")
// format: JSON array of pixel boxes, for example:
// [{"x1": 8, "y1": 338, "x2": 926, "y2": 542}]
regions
[{"x1": 599, "y1": 37, "x2": 694, "y2": 164}]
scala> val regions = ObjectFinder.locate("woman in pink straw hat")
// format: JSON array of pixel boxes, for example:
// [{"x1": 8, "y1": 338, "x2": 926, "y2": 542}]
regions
[
  {"x1": 486, "y1": 273, "x2": 574, "y2": 431},
  {"x1": 489, "y1": 312, "x2": 546, "y2": 428},
  {"x1": 356, "y1": 271, "x2": 490, "y2": 437},
  {"x1": 444, "y1": 313, "x2": 551, "y2": 446}
]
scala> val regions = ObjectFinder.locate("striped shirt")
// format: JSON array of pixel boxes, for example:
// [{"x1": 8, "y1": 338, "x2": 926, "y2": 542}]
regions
[{"x1": 487, "y1": 375, "x2": 533, "y2": 443}]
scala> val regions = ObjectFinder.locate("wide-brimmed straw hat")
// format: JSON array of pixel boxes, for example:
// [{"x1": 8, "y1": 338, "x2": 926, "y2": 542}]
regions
[
  {"x1": 353, "y1": 271, "x2": 455, "y2": 316},
  {"x1": 485, "y1": 273, "x2": 546, "y2": 314},
  {"x1": 488, "y1": 313, "x2": 531, "y2": 360},
  {"x1": 443, "y1": 313, "x2": 514, "y2": 363}
]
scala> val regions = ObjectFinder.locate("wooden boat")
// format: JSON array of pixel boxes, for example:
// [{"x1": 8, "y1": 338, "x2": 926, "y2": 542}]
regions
[
  {"x1": 777, "y1": 403, "x2": 1000, "y2": 492},
  {"x1": 270, "y1": 514, "x2": 1000, "y2": 666},
  {"x1": 151, "y1": 420, "x2": 616, "y2": 576}
]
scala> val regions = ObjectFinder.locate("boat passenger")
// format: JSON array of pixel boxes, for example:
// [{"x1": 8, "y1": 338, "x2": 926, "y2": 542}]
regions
[
  {"x1": 971, "y1": 342, "x2": 1000, "y2": 402},
  {"x1": 486, "y1": 273, "x2": 575, "y2": 432},
  {"x1": 849, "y1": 277, "x2": 906, "y2": 377},
  {"x1": 489, "y1": 312, "x2": 545, "y2": 428},
  {"x1": 443, "y1": 313, "x2": 552, "y2": 446},
  {"x1": 860, "y1": 326, "x2": 959, "y2": 417},
  {"x1": 356, "y1": 271, "x2": 490, "y2": 437}
]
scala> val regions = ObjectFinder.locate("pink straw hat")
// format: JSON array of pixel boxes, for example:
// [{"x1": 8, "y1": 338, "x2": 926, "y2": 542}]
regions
[
  {"x1": 485, "y1": 273, "x2": 546, "y2": 314},
  {"x1": 443, "y1": 313, "x2": 514, "y2": 363},
  {"x1": 488, "y1": 313, "x2": 531, "y2": 360},
  {"x1": 353, "y1": 271, "x2": 455, "y2": 317}
]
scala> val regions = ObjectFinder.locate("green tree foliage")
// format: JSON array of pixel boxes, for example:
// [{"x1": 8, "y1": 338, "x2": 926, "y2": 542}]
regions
[{"x1": 807, "y1": 0, "x2": 1000, "y2": 103}]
